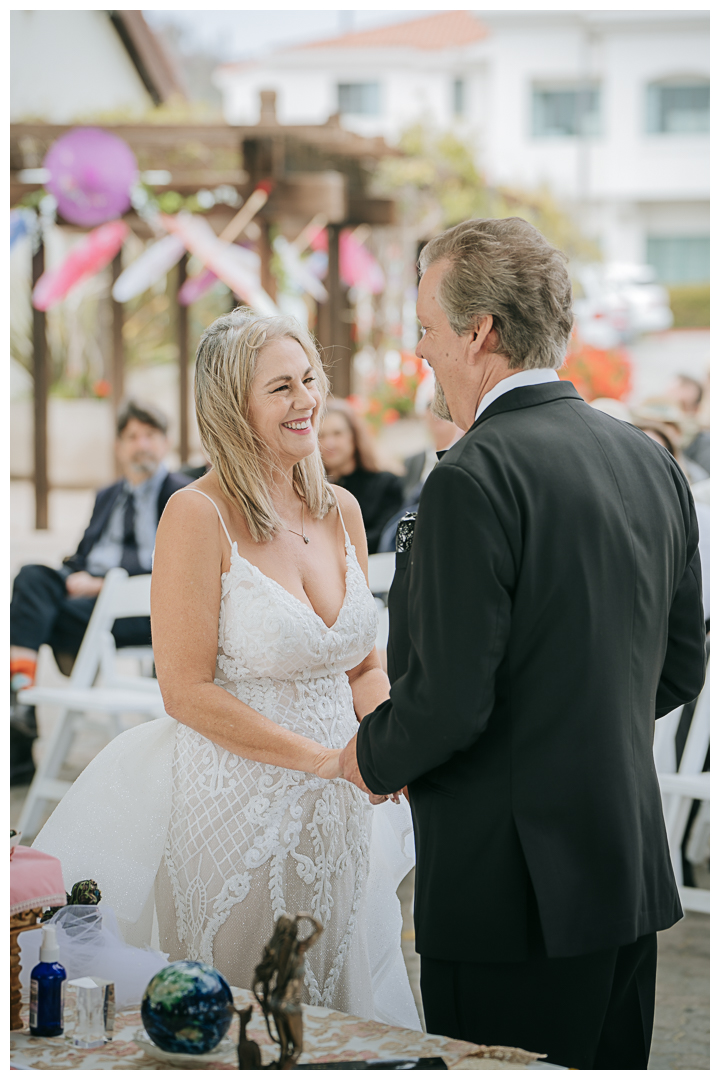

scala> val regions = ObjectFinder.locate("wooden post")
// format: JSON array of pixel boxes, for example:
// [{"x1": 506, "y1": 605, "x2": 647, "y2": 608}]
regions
[
  {"x1": 110, "y1": 252, "x2": 125, "y2": 416},
  {"x1": 258, "y1": 221, "x2": 277, "y2": 301},
  {"x1": 31, "y1": 239, "x2": 49, "y2": 530},
  {"x1": 177, "y1": 254, "x2": 189, "y2": 464},
  {"x1": 326, "y1": 224, "x2": 351, "y2": 398}
]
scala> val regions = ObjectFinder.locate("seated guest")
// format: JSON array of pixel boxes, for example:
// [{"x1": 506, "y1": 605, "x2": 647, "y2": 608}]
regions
[
  {"x1": 665, "y1": 373, "x2": 710, "y2": 475},
  {"x1": 319, "y1": 399, "x2": 404, "y2": 555},
  {"x1": 631, "y1": 399, "x2": 708, "y2": 485},
  {"x1": 379, "y1": 387, "x2": 464, "y2": 553},
  {"x1": 10, "y1": 400, "x2": 190, "y2": 785},
  {"x1": 631, "y1": 403, "x2": 709, "y2": 624},
  {"x1": 401, "y1": 378, "x2": 464, "y2": 502}
]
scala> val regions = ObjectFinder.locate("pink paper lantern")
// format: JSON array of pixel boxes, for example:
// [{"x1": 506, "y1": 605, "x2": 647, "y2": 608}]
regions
[{"x1": 44, "y1": 128, "x2": 138, "y2": 227}]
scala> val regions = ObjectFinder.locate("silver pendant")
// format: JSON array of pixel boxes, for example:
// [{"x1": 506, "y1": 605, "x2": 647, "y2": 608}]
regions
[{"x1": 303, "y1": 535, "x2": 310, "y2": 544}]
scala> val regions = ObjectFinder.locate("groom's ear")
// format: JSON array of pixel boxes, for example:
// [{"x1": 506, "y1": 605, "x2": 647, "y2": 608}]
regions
[{"x1": 467, "y1": 314, "x2": 495, "y2": 364}]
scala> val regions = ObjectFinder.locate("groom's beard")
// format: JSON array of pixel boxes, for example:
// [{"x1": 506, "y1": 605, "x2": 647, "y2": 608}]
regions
[{"x1": 430, "y1": 380, "x2": 454, "y2": 424}]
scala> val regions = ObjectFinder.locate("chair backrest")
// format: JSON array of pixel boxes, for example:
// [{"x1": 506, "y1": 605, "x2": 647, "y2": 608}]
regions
[
  {"x1": 677, "y1": 672, "x2": 710, "y2": 776},
  {"x1": 653, "y1": 705, "x2": 684, "y2": 774},
  {"x1": 69, "y1": 569, "x2": 153, "y2": 689},
  {"x1": 367, "y1": 552, "x2": 396, "y2": 595}
]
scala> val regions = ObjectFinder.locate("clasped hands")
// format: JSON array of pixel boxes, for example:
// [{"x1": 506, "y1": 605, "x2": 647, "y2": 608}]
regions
[{"x1": 314, "y1": 735, "x2": 402, "y2": 805}]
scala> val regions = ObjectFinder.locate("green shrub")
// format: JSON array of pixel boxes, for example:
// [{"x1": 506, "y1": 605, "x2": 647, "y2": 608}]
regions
[{"x1": 668, "y1": 283, "x2": 710, "y2": 328}]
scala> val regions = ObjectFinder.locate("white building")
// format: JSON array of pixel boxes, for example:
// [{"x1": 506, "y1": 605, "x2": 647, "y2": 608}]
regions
[
  {"x1": 215, "y1": 10, "x2": 709, "y2": 283},
  {"x1": 10, "y1": 9, "x2": 182, "y2": 122}
]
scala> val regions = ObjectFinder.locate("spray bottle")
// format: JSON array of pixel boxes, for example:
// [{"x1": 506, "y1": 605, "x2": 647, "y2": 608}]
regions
[{"x1": 29, "y1": 924, "x2": 66, "y2": 1036}]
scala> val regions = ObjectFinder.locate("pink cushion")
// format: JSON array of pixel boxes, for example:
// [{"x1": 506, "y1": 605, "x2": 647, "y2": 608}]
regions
[{"x1": 10, "y1": 846, "x2": 66, "y2": 916}]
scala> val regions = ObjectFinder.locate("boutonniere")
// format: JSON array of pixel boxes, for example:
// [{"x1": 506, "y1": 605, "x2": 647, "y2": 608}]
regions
[{"x1": 395, "y1": 512, "x2": 417, "y2": 554}]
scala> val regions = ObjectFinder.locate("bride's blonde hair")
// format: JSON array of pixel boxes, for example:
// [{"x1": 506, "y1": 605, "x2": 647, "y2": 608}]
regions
[{"x1": 194, "y1": 307, "x2": 334, "y2": 543}]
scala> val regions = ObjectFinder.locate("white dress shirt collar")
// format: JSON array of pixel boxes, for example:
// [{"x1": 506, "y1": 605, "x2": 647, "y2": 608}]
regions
[{"x1": 474, "y1": 368, "x2": 560, "y2": 422}]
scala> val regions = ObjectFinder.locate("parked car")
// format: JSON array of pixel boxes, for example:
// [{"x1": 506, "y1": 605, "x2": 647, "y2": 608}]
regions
[{"x1": 573, "y1": 262, "x2": 673, "y2": 347}]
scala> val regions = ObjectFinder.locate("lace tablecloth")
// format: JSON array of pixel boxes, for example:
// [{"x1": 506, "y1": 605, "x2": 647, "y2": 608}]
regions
[{"x1": 10, "y1": 987, "x2": 551, "y2": 1070}]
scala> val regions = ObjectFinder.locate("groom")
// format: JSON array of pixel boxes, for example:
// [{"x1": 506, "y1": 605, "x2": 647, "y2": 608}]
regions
[{"x1": 340, "y1": 218, "x2": 706, "y2": 1069}]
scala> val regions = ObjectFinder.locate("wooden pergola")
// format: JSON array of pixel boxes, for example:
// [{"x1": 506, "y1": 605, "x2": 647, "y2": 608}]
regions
[{"x1": 10, "y1": 96, "x2": 400, "y2": 528}]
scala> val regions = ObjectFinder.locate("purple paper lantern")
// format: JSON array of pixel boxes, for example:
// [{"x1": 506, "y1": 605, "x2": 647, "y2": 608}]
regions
[{"x1": 44, "y1": 128, "x2": 138, "y2": 227}]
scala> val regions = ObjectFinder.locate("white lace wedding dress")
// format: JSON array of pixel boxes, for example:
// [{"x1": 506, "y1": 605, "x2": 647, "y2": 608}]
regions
[{"x1": 33, "y1": 491, "x2": 420, "y2": 1030}]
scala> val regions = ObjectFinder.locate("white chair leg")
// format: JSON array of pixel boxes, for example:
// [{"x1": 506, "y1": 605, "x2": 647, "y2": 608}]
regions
[
  {"x1": 663, "y1": 793, "x2": 694, "y2": 886},
  {"x1": 685, "y1": 800, "x2": 710, "y2": 867},
  {"x1": 107, "y1": 713, "x2": 125, "y2": 740},
  {"x1": 654, "y1": 704, "x2": 683, "y2": 775},
  {"x1": 17, "y1": 709, "x2": 80, "y2": 838},
  {"x1": 678, "y1": 885, "x2": 711, "y2": 915}
]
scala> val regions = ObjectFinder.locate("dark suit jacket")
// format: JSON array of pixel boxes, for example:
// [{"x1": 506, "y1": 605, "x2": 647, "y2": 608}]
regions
[
  {"x1": 62, "y1": 470, "x2": 190, "y2": 575},
  {"x1": 356, "y1": 382, "x2": 705, "y2": 963}
]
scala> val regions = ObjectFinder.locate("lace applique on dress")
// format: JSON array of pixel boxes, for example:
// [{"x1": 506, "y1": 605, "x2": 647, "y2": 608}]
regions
[{"x1": 161, "y1": 527, "x2": 380, "y2": 1010}]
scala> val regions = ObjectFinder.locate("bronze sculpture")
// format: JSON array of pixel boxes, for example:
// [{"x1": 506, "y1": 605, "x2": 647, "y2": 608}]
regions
[
  {"x1": 253, "y1": 913, "x2": 323, "y2": 1069},
  {"x1": 228, "y1": 1002, "x2": 263, "y2": 1070}
]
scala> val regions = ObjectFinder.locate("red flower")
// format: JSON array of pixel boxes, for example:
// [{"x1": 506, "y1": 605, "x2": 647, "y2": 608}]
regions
[
  {"x1": 93, "y1": 379, "x2": 111, "y2": 398},
  {"x1": 560, "y1": 335, "x2": 632, "y2": 402}
]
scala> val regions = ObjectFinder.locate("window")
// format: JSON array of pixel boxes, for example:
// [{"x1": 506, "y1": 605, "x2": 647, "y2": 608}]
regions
[
  {"x1": 337, "y1": 83, "x2": 381, "y2": 116},
  {"x1": 646, "y1": 237, "x2": 710, "y2": 284},
  {"x1": 646, "y1": 79, "x2": 709, "y2": 134},
  {"x1": 453, "y1": 78, "x2": 465, "y2": 117},
  {"x1": 532, "y1": 85, "x2": 601, "y2": 137}
]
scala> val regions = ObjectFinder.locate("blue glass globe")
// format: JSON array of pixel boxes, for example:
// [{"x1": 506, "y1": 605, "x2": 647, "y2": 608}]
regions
[{"x1": 141, "y1": 961, "x2": 233, "y2": 1055}]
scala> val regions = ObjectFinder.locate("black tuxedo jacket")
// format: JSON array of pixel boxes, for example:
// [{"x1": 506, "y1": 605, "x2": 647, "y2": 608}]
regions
[
  {"x1": 62, "y1": 471, "x2": 190, "y2": 575},
  {"x1": 356, "y1": 382, "x2": 705, "y2": 963}
]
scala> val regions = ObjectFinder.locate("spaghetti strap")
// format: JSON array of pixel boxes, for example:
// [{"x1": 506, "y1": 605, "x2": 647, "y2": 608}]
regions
[
  {"x1": 335, "y1": 497, "x2": 350, "y2": 545},
  {"x1": 172, "y1": 488, "x2": 234, "y2": 550}
]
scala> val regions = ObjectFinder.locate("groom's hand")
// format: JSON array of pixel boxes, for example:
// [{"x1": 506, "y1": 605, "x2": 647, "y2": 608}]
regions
[{"x1": 339, "y1": 734, "x2": 372, "y2": 794}]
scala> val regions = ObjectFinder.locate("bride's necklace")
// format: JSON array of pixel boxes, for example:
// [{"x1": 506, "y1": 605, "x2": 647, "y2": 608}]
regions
[{"x1": 286, "y1": 500, "x2": 310, "y2": 544}]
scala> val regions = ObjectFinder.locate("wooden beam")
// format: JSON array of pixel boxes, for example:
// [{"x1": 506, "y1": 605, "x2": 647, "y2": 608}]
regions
[
  {"x1": 176, "y1": 254, "x2": 190, "y2": 464},
  {"x1": 31, "y1": 239, "x2": 49, "y2": 530},
  {"x1": 346, "y1": 196, "x2": 398, "y2": 226},
  {"x1": 10, "y1": 121, "x2": 400, "y2": 159},
  {"x1": 265, "y1": 172, "x2": 347, "y2": 224}
]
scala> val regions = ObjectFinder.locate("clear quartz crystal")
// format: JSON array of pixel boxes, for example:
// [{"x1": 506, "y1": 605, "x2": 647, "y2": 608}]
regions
[{"x1": 70, "y1": 978, "x2": 111, "y2": 1049}]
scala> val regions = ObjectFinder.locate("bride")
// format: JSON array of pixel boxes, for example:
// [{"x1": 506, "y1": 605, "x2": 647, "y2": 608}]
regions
[{"x1": 34, "y1": 308, "x2": 419, "y2": 1029}]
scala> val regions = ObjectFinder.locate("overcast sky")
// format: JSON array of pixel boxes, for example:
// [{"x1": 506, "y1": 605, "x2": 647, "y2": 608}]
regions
[{"x1": 143, "y1": 9, "x2": 430, "y2": 61}]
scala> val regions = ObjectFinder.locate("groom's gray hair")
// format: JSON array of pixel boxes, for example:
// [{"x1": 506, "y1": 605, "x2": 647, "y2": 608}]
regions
[{"x1": 418, "y1": 218, "x2": 574, "y2": 371}]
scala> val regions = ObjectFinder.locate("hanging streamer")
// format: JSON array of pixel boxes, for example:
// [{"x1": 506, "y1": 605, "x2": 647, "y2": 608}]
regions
[
  {"x1": 32, "y1": 220, "x2": 129, "y2": 311},
  {"x1": 273, "y1": 235, "x2": 328, "y2": 302},
  {"x1": 177, "y1": 180, "x2": 274, "y2": 305},
  {"x1": 161, "y1": 212, "x2": 278, "y2": 316},
  {"x1": 111, "y1": 235, "x2": 186, "y2": 303},
  {"x1": 309, "y1": 227, "x2": 385, "y2": 294}
]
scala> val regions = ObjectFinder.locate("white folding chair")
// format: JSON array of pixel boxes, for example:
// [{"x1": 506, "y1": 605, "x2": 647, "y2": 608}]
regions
[
  {"x1": 654, "y1": 671, "x2": 710, "y2": 914},
  {"x1": 17, "y1": 568, "x2": 167, "y2": 838},
  {"x1": 368, "y1": 553, "x2": 396, "y2": 651},
  {"x1": 367, "y1": 552, "x2": 396, "y2": 596}
]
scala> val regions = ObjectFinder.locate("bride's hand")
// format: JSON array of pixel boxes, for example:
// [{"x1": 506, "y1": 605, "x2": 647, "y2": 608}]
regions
[
  {"x1": 313, "y1": 748, "x2": 342, "y2": 780},
  {"x1": 368, "y1": 791, "x2": 402, "y2": 805}
]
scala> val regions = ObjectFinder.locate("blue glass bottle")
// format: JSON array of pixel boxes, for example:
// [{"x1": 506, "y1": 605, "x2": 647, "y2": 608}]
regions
[{"x1": 29, "y1": 924, "x2": 66, "y2": 1037}]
